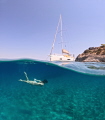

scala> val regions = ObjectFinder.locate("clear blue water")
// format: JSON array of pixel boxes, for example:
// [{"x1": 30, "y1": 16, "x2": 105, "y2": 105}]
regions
[{"x1": 0, "y1": 59, "x2": 105, "y2": 120}]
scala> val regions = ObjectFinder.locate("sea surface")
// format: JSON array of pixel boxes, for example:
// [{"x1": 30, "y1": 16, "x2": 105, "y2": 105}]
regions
[{"x1": 0, "y1": 59, "x2": 105, "y2": 120}]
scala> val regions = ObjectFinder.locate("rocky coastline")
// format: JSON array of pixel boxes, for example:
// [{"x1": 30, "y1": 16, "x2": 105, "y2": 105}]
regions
[{"x1": 75, "y1": 45, "x2": 105, "y2": 62}]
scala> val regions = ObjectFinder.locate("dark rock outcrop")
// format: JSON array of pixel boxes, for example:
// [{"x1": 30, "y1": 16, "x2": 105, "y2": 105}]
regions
[{"x1": 75, "y1": 45, "x2": 105, "y2": 62}]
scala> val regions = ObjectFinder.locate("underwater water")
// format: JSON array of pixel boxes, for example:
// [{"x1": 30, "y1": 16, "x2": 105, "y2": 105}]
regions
[{"x1": 0, "y1": 59, "x2": 105, "y2": 120}]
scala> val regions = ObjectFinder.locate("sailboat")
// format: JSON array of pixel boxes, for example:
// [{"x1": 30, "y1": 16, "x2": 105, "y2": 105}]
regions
[{"x1": 49, "y1": 15, "x2": 75, "y2": 62}]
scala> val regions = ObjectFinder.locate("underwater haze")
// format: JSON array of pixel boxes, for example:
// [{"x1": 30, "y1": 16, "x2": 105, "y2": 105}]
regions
[{"x1": 0, "y1": 59, "x2": 105, "y2": 120}]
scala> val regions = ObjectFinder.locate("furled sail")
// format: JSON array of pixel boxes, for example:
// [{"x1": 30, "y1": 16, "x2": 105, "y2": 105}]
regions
[{"x1": 62, "y1": 49, "x2": 70, "y2": 54}]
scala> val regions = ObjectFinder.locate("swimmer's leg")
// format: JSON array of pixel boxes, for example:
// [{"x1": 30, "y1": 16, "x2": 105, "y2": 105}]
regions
[{"x1": 24, "y1": 72, "x2": 29, "y2": 81}]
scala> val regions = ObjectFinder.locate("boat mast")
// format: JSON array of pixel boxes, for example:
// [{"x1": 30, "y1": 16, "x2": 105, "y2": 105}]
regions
[
  {"x1": 50, "y1": 15, "x2": 62, "y2": 55},
  {"x1": 60, "y1": 15, "x2": 63, "y2": 52}
]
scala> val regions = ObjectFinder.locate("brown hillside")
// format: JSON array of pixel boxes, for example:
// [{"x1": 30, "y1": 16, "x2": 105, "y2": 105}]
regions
[{"x1": 75, "y1": 45, "x2": 105, "y2": 62}]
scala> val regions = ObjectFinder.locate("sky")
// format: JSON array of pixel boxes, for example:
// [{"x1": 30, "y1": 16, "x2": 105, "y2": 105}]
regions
[{"x1": 0, "y1": 0, "x2": 105, "y2": 60}]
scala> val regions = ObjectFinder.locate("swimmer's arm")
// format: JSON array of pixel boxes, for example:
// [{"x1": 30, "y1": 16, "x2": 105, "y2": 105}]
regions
[
  {"x1": 34, "y1": 79, "x2": 41, "y2": 82},
  {"x1": 36, "y1": 80, "x2": 41, "y2": 82}
]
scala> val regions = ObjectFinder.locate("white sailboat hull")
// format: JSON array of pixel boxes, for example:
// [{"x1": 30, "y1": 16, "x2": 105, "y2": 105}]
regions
[{"x1": 50, "y1": 54, "x2": 75, "y2": 61}]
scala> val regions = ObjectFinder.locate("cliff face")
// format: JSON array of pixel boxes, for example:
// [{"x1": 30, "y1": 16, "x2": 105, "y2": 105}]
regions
[{"x1": 75, "y1": 45, "x2": 105, "y2": 62}]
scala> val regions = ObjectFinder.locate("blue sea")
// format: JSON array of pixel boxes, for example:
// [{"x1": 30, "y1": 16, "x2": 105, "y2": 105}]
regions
[{"x1": 0, "y1": 59, "x2": 105, "y2": 120}]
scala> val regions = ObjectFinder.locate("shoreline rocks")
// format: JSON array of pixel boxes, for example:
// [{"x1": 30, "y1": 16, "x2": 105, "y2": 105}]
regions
[{"x1": 75, "y1": 45, "x2": 105, "y2": 62}]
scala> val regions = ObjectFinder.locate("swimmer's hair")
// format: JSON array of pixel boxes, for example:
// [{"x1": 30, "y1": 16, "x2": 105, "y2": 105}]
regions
[{"x1": 42, "y1": 79, "x2": 48, "y2": 84}]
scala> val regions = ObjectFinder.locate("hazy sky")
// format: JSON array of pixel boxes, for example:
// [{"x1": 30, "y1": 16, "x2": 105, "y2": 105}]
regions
[{"x1": 0, "y1": 0, "x2": 105, "y2": 60}]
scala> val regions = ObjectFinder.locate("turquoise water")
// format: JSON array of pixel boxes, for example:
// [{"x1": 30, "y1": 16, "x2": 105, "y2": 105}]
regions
[{"x1": 0, "y1": 59, "x2": 105, "y2": 120}]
